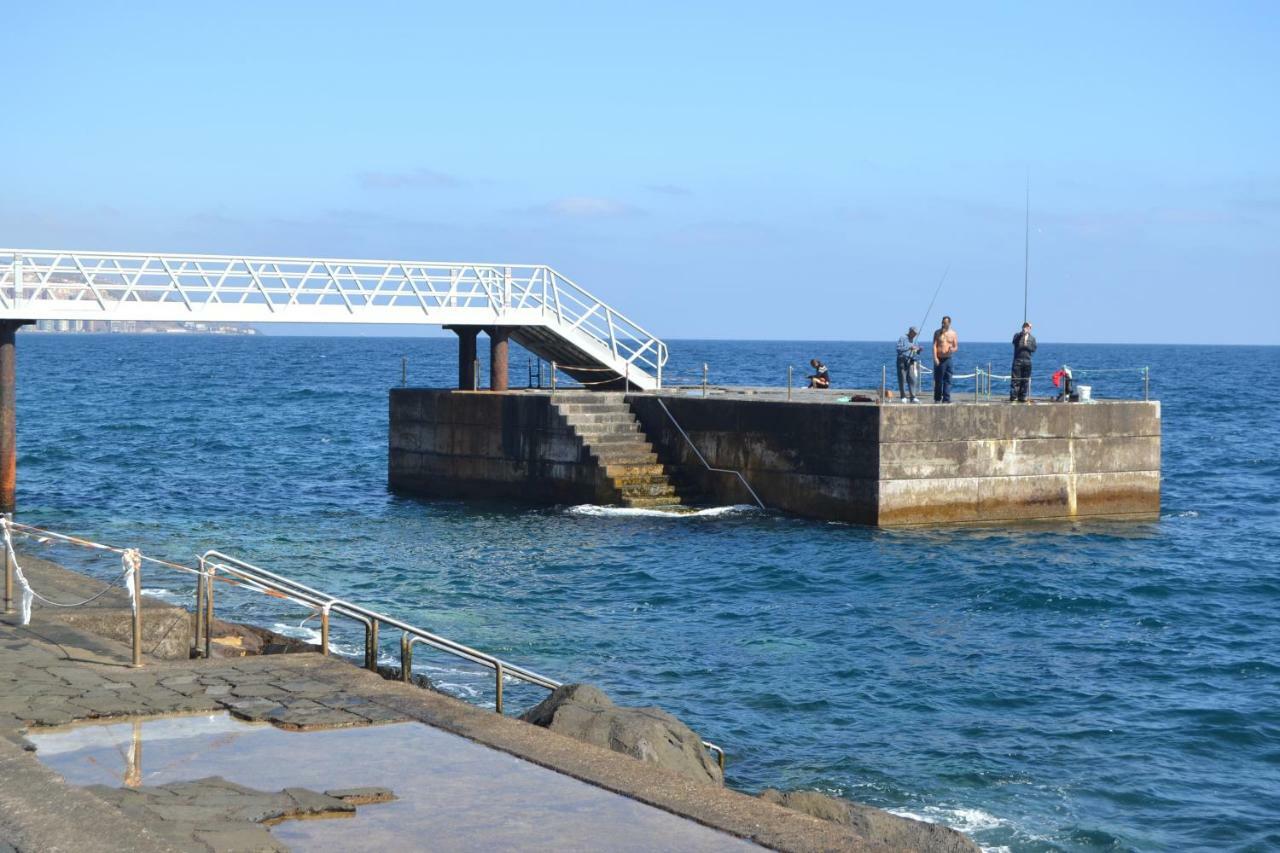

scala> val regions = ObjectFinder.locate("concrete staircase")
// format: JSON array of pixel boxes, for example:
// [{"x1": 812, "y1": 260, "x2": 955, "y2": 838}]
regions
[{"x1": 551, "y1": 393, "x2": 682, "y2": 508}]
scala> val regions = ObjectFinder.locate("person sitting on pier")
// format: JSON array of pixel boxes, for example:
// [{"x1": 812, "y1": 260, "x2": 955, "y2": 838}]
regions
[
  {"x1": 1010, "y1": 321, "x2": 1037, "y2": 402},
  {"x1": 807, "y1": 359, "x2": 830, "y2": 389},
  {"x1": 896, "y1": 326, "x2": 922, "y2": 402}
]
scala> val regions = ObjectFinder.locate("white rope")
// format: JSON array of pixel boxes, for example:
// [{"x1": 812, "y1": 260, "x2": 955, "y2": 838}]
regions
[
  {"x1": 122, "y1": 549, "x2": 141, "y2": 615},
  {"x1": 2, "y1": 519, "x2": 130, "y2": 624}
]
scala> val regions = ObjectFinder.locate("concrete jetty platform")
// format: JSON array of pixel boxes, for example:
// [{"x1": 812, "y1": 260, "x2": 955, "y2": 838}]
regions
[
  {"x1": 0, "y1": 554, "x2": 977, "y2": 852},
  {"x1": 389, "y1": 388, "x2": 1160, "y2": 525}
]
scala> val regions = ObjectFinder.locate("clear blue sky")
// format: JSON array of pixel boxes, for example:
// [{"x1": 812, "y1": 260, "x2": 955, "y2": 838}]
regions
[{"x1": 4, "y1": 2, "x2": 1277, "y2": 343}]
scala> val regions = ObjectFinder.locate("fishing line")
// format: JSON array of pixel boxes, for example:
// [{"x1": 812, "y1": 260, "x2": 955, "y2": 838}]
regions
[{"x1": 918, "y1": 264, "x2": 950, "y2": 334}]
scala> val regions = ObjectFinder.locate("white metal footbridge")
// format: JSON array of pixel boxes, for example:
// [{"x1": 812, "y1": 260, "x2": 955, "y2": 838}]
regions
[{"x1": 0, "y1": 248, "x2": 667, "y2": 390}]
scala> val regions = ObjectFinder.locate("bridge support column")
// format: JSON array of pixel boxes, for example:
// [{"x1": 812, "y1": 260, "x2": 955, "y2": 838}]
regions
[
  {"x1": 487, "y1": 327, "x2": 512, "y2": 392},
  {"x1": 446, "y1": 325, "x2": 481, "y2": 390},
  {"x1": 0, "y1": 321, "x2": 34, "y2": 515}
]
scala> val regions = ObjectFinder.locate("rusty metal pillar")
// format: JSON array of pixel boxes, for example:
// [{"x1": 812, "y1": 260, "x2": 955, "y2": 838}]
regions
[
  {"x1": 488, "y1": 327, "x2": 511, "y2": 392},
  {"x1": 0, "y1": 321, "x2": 33, "y2": 515},
  {"x1": 447, "y1": 325, "x2": 480, "y2": 390}
]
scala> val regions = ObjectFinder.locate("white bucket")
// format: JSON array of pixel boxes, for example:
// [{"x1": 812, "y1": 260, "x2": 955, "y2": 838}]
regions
[{"x1": 1077, "y1": 384, "x2": 1092, "y2": 401}]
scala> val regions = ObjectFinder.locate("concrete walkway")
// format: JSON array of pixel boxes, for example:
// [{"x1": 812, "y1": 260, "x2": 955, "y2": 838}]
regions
[{"x1": 0, "y1": 553, "x2": 904, "y2": 852}]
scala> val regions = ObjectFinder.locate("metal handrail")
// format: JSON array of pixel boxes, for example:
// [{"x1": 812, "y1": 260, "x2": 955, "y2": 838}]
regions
[
  {"x1": 650, "y1": 397, "x2": 766, "y2": 510},
  {"x1": 200, "y1": 550, "x2": 559, "y2": 708},
  {"x1": 1, "y1": 249, "x2": 667, "y2": 389},
  {"x1": 196, "y1": 549, "x2": 725, "y2": 768}
]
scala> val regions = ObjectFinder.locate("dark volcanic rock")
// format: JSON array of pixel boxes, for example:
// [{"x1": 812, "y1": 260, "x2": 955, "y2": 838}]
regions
[
  {"x1": 520, "y1": 683, "x2": 723, "y2": 786},
  {"x1": 758, "y1": 788, "x2": 981, "y2": 852}
]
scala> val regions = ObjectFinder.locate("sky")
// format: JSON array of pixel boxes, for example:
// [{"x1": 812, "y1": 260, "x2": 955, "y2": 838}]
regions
[{"x1": 3, "y1": 2, "x2": 1278, "y2": 344}]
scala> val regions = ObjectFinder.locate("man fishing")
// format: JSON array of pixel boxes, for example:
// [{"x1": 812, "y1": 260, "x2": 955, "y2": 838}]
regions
[
  {"x1": 932, "y1": 315, "x2": 958, "y2": 403},
  {"x1": 896, "y1": 326, "x2": 922, "y2": 402},
  {"x1": 1010, "y1": 321, "x2": 1037, "y2": 402}
]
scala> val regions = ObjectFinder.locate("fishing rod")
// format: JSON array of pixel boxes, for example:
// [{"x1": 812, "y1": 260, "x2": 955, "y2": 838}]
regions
[
  {"x1": 1023, "y1": 176, "x2": 1030, "y2": 324},
  {"x1": 918, "y1": 264, "x2": 950, "y2": 334}
]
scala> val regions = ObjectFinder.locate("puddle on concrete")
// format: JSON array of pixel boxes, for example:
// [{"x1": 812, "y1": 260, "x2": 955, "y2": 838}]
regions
[{"x1": 29, "y1": 713, "x2": 756, "y2": 851}]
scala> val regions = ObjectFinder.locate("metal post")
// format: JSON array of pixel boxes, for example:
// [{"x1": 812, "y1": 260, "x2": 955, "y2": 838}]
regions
[
  {"x1": 975, "y1": 367, "x2": 979, "y2": 403},
  {"x1": 881, "y1": 365, "x2": 886, "y2": 404},
  {"x1": 551, "y1": 361, "x2": 557, "y2": 392},
  {"x1": 472, "y1": 358, "x2": 480, "y2": 391},
  {"x1": 320, "y1": 606, "x2": 330, "y2": 656},
  {"x1": 366, "y1": 618, "x2": 380, "y2": 672},
  {"x1": 702, "y1": 363, "x2": 708, "y2": 397},
  {"x1": 0, "y1": 321, "x2": 24, "y2": 515},
  {"x1": 1144, "y1": 367, "x2": 1149, "y2": 401},
  {"x1": 130, "y1": 557, "x2": 143, "y2": 668},
  {"x1": 193, "y1": 566, "x2": 204, "y2": 656},
  {"x1": 400, "y1": 633, "x2": 412, "y2": 683},
  {"x1": 787, "y1": 366, "x2": 793, "y2": 401},
  {"x1": 204, "y1": 569, "x2": 215, "y2": 661},
  {"x1": 494, "y1": 661, "x2": 504, "y2": 715},
  {"x1": 489, "y1": 327, "x2": 510, "y2": 392},
  {"x1": 988, "y1": 362, "x2": 992, "y2": 400},
  {"x1": 401, "y1": 356, "x2": 407, "y2": 387},
  {"x1": 4, "y1": 513, "x2": 12, "y2": 615}
]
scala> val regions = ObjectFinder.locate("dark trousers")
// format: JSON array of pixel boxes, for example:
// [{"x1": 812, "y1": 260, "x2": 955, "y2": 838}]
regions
[
  {"x1": 933, "y1": 358, "x2": 953, "y2": 402},
  {"x1": 896, "y1": 358, "x2": 918, "y2": 400},
  {"x1": 1011, "y1": 359, "x2": 1032, "y2": 401}
]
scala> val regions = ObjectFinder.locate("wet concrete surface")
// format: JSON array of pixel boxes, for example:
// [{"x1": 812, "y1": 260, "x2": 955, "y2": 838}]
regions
[{"x1": 32, "y1": 713, "x2": 756, "y2": 851}]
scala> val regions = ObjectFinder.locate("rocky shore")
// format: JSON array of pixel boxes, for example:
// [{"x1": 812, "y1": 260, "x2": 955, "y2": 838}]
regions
[{"x1": 0, "y1": 550, "x2": 978, "y2": 852}]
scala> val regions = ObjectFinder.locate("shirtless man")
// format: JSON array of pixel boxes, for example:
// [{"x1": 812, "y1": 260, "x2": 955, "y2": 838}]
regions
[{"x1": 932, "y1": 315, "x2": 959, "y2": 403}]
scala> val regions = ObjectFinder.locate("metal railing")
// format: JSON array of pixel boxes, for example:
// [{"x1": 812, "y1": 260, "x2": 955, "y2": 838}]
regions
[
  {"x1": 0, "y1": 249, "x2": 667, "y2": 388},
  {"x1": 195, "y1": 549, "x2": 724, "y2": 768},
  {"x1": 650, "y1": 397, "x2": 766, "y2": 510},
  {"x1": 197, "y1": 550, "x2": 560, "y2": 711},
  {"x1": 884, "y1": 361, "x2": 1152, "y2": 402}
]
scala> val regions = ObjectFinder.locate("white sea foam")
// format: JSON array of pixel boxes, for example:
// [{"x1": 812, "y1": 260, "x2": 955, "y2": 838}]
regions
[
  {"x1": 270, "y1": 622, "x2": 322, "y2": 644},
  {"x1": 141, "y1": 587, "x2": 188, "y2": 606},
  {"x1": 567, "y1": 504, "x2": 758, "y2": 519},
  {"x1": 890, "y1": 804, "x2": 1006, "y2": 835}
]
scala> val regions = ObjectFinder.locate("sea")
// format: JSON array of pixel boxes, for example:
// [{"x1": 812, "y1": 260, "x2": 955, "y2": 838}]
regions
[{"x1": 13, "y1": 333, "x2": 1280, "y2": 852}]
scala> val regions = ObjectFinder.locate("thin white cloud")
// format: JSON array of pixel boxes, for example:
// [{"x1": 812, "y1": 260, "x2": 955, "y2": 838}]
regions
[
  {"x1": 534, "y1": 196, "x2": 643, "y2": 218},
  {"x1": 358, "y1": 169, "x2": 466, "y2": 190}
]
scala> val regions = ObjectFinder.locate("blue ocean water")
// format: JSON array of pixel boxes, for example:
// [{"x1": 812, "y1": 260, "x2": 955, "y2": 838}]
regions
[{"x1": 13, "y1": 333, "x2": 1280, "y2": 852}]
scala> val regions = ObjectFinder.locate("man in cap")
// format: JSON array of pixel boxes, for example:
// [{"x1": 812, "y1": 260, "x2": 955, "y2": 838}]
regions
[
  {"x1": 896, "y1": 326, "x2": 923, "y2": 402},
  {"x1": 1010, "y1": 321, "x2": 1037, "y2": 402}
]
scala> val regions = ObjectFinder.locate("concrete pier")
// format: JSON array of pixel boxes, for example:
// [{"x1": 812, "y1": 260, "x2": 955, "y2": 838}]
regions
[{"x1": 389, "y1": 389, "x2": 1160, "y2": 526}]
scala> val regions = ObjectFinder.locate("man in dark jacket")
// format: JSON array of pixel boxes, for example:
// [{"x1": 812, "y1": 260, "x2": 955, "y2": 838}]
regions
[{"x1": 1010, "y1": 321, "x2": 1037, "y2": 402}]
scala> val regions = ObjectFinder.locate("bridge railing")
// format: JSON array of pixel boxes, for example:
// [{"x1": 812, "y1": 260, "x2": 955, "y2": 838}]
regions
[{"x1": 0, "y1": 249, "x2": 666, "y2": 384}]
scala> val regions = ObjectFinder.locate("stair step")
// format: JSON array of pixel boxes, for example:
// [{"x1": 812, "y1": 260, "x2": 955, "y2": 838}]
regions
[
  {"x1": 604, "y1": 463, "x2": 666, "y2": 478},
  {"x1": 592, "y1": 451, "x2": 659, "y2": 465},
  {"x1": 611, "y1": 473, "x2": 673, "y2": 487},
  {"x1": 583, "y1": 432, "x2": 650, "y2": 446},
  {"x1": 576, "y1": 422, "x2": 645, "y2": 435},
  {"x1": 553, "y1": 392, "x2": 626, "y2": 403},
  {"x1": 620, "y1": 495, "x2": 684, "y2": 509},
  {"x1": 619, "y1": 482, "x2": 678, "y2": 498},
  {"x1": 560, "y1": 412, "x2": 636, "y2": 425},
  {"x1": 555, "y1": 403, "x2": 630, "y2": 415}
]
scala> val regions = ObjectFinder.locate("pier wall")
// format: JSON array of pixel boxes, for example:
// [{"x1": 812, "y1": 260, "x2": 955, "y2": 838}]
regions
[
  {"x1": 626, "y1": 396, "x2": 881, "y2": 524},
  {"x1": 388, "y1": 390, "x2": 614, "y2": 504},
  {"x1": 389, "y1": 390, "x2": 1160, "y2": 526}
]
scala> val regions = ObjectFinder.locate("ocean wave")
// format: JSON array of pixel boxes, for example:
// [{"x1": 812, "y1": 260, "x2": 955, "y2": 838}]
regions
[
  {"x1": 890, "y1": 804, "x2": 1007, "y2": 835},
  {"x1": 566, "y1": 504, "x2": 759, "y2": 519},
  {"x1": 141, "y1": 587, "x2": 189, "y2": 606}
]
